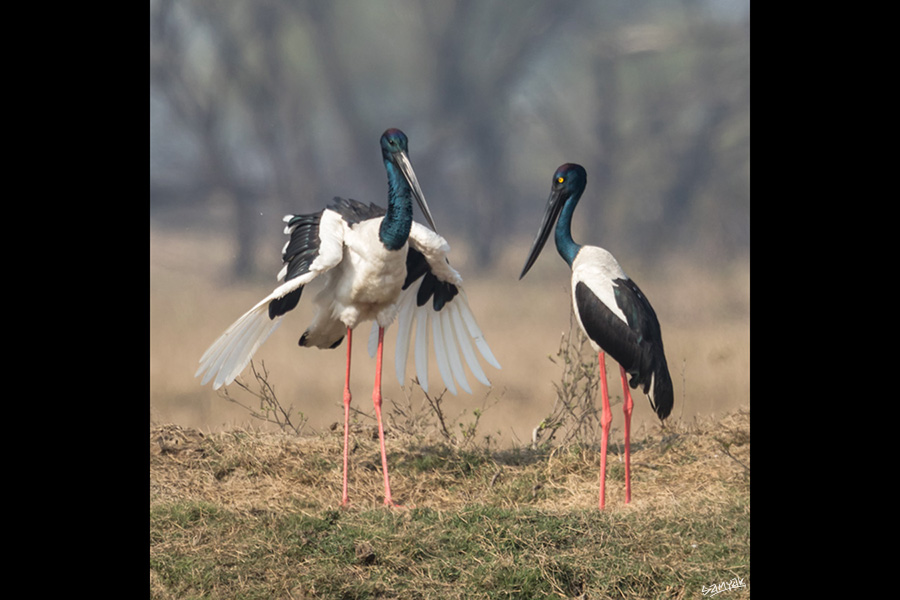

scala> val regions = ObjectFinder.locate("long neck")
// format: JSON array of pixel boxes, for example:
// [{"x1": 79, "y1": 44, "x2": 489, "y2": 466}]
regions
[
  {"x1": 379, "y1": 160, "x2": 413, "y2": 251},
  {"x1": 555, "y1": 195, "x2": 582, "y2": 267}
]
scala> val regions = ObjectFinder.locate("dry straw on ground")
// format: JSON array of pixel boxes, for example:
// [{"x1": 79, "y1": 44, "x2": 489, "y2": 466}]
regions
[
  {"x1": 151, "y1": 408, "x2": 749, "y2": 514},
  {"x1": 151, "y1": 410, "x2": 749, "y2": 599}
]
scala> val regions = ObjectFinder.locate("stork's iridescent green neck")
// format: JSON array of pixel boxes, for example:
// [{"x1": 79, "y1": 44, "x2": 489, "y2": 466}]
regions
[
  {"x1": 377, "y1": 128, "x2": 439, "y2": 251},
  {"x1": 555, "y1": 184, "x2": 583, "y2": 268},
  {"x1": 379, "y1": 158, "x2": 414, "y2": 251}
]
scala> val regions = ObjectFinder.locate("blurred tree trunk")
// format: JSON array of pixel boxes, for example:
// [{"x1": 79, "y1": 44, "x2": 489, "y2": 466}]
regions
[
  {"x1": 151, "y1": 0, "x2": 262, "y2": 279},
  {"x1": 249, "y1": 2, "x2": 321, "y2": 219},
  {"x1": 301, "y1": 0, "x2": 385, "y2": 191},
  {"x1": 586, "y1": 44, "x2": 622, "y2": 247},
  {"x1": 642, "y1": 16, "x2": 740, "y2": 259}
]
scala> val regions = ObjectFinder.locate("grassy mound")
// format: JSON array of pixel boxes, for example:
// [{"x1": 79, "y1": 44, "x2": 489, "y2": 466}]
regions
[{"x1": 151, "y1": 409, "x2": 748, "y2": 599}]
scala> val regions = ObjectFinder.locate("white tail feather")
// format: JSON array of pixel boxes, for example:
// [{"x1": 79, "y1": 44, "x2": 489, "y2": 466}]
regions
[
  {"x1": 455, "y1": 291, "x2": 501, "y2": 370},
  {"x1": 197, "y1": 314, "x2": 252, "y2": 384},
  {"x1": 449, "y1": 302, "x2": 490, "y2": 387},
  {"x1": 414, "y1": 304, "x2": 430, "y2": 393},
  {"x1": 393, "y1": 291, "x2": 416, "y2": 385},
  {"x1": 212, "y1": 309, "x2": 270, "y2": 380},
  {"x1": 196, "y1": 272, "x2": 317, "y2": 389},
  {"x1": 218, "y1": 311, "x2": 278, "y2": 388},
  {"x1": 196, "y1": 302, "x2": 282, "y2": 390},
  {"x1": 430, "y1": 308, "x2": 458, "y2": 395},
  {"x1": 441, "y1": 308, "x2": 471, "y2": 394},
  {"x1": 377, "y1": 285, "x2": 499, "y2": 395}
]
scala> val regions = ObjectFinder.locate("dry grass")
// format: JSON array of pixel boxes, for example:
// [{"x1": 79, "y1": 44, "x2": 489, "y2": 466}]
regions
[
  {"x1": 150, "y1": 410, "x2": 749, "y2": 598},
  {"x1": 150, "y1": 410, "x2": 749, "y2": 515}
]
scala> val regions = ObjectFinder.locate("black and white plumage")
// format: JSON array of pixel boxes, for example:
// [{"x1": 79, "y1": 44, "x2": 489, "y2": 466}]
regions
[
  {"x1": 570, "y1": 248, "x2": 673, "y2": 417},
  {"x1": 196, "y1": 129, "x2": 499, "y2": 507},
  {"x1": 195, "y1": 196, "x2": 498, "y2": 394},
  {"x1": 520, "y1": 163, "x2": 672, "y2": 509}
]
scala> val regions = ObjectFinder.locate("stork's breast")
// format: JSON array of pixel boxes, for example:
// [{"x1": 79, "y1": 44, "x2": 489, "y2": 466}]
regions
[{"x1": 345, "y1": 245, "x2": 407, "y2": 305}]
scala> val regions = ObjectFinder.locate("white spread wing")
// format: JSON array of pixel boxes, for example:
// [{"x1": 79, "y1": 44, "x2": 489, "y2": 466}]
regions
[
  {"x1": 369, "y1": 222, "x2": 500, "y2": 395},
  {"x1": 196, "y1": 209, "x2": 346, "y2": 389}
]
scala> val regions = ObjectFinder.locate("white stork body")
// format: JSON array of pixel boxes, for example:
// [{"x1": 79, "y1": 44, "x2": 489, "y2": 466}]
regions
[
  {"x1": 196, "y1": 129, "x2": 499, "y2": 507},
  {"x1": 196, "y1": 205, "x2": 494, "y2": 392},
  {"x1": 301, "y1": 212, "x2": 411, "y2": 349}
]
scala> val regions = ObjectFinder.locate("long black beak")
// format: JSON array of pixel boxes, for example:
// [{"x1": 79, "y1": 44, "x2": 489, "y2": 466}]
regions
[
  {"x1": 519, "y1": 189, "x2": 565, "y2": 280},
  {"x1": 393, "y1": 149, "x2": 437, "y2": 232}
]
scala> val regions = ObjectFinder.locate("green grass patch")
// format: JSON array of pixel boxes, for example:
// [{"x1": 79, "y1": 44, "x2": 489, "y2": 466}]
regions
[
  {"x1": 151, "y1": 411, "x2": 750, "y2": 599},
  {"x1": 151, "y1": 502, "x2": 748, "y2": 599}
]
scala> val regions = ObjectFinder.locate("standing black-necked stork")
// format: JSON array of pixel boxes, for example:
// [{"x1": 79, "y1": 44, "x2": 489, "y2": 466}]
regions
[
  {"x1": 519, "y1": 163, "x2": 673, "y2": 509},
  {"x1": 195, "y1": 129, "x2": 500, "y2": 507}
]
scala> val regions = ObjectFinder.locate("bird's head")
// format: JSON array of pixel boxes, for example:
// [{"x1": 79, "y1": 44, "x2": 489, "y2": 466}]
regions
[
  {"x1": 519, "y1": 163, "x2": 588, "y2": 279},
  {"x1": 380, "y1": 128, "x2": 409, "y2": 157},
  {"x1": 550, "y1": 163, "x2": 587, "y2": 199},
  {"x1": 380, "y1": 128, "x2": 437, "y2": 231}
]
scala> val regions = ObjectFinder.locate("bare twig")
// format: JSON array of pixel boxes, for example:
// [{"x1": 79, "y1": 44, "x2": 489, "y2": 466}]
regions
[
  {"x1": 421, "y1": 384, "x2": 454, "y2": 442},
  {"x1": 219, "y1": 360, "x2": 308, "y2": 435},
  {"x1": 533, "y1": 311, "x2": 605, "y2": 449},
  {"x1": 386, "y1": 377, "x2": 502, "y2": 451},
  {"x1": 489, "y1": 469, "x2": 502, "y2": 487},
  {"x1": 715, "y1": 435, "x2": 751, "y2": 473}
]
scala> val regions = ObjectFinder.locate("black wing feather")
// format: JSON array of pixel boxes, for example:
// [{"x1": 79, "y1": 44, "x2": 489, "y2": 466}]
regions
[
  {"x1": 328, "y1": 196, "x2": 386, "y2": 224},
  {"x1": 404, "y1": 249, "x2": 458, "y2": 311},
  {"x1": 268, "y1": 210, "x2": 323, "y2": 319},
  {"x1": 575, "y1": 279, "x2": 673, "y2": 419},
  {"x1": 268, "y1": 198, "x2": 388, "y2": 320}
]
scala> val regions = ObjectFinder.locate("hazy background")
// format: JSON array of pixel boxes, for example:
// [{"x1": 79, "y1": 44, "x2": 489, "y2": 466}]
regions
[{"x1": 150, "y1": 0, "x2": 750, "y2": 446}]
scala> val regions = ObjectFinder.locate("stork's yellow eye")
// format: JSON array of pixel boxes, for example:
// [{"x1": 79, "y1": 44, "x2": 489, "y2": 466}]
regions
[{"x1": 557, "y1": 177, "x2": 564, "y2": 184}]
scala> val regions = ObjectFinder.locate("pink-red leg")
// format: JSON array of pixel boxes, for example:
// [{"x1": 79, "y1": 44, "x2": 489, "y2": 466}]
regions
[
  {"x1": 341, "y1": 327, "x2": 353, "y2": 507},
  {"x1": 598, "y1": 351, "x2": 612, "y2": 510},
  {"x1": 372, "y1": 326, "x2": 399, "y2": 507},
  {"x1": 619, "y1": 365, "x2": 633, "y2": 504}
]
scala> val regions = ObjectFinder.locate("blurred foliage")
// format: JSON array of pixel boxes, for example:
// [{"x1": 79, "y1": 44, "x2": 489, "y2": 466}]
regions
[{"x1": 150, "y1": 0, "x2": 749, "y2": 276}]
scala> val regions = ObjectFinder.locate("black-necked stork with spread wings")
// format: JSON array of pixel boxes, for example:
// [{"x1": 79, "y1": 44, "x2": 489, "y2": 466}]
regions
[
  {"x1": 519, "y1": 163, "x2": 673, "y2": 510},
  {"x1": 196, "y1": 129, "x2": 500, "y2": 508}
]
